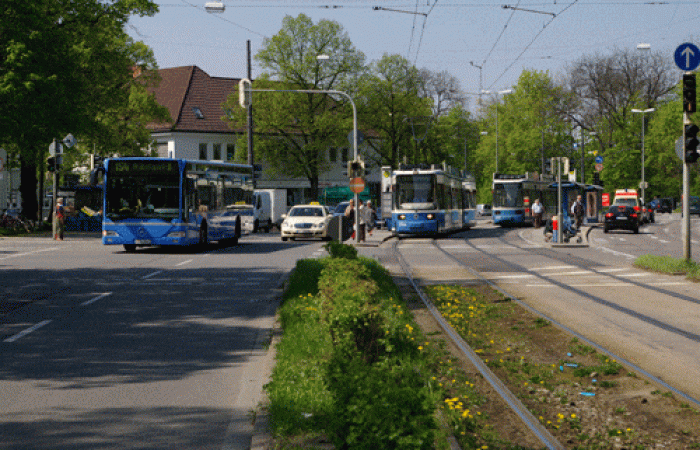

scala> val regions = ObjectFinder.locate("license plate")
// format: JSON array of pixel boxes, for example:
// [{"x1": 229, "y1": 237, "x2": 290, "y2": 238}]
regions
[
  {"x1": 616, "y1": 217, "x2": 627, "y2": 220},
  {"x1": 134, "y1": 239, "x2": 151, "y2": 244}
]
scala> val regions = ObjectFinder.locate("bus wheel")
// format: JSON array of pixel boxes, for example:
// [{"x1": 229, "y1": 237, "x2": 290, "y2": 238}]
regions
[{"x1": 124, "y1": 244, "x2": 136, "y2": 252}]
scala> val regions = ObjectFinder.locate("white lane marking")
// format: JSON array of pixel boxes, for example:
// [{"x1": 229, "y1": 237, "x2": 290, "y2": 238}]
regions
[
  {"x1": 3, "y1": 320, "x2": 53, "y2": 343},
  {"x1": 659, "y1": 240, "x2": 670, "y2": 244},
  {"x1": 81, "y1": 292, "x2": 111, "y2": 306},
  {"x1": 543, "y1": 271, "x2": 593, "y2": 276},
  {"x1": 618, "y1": 273, "x2": 650, "y2": 278},
  {"x1": 598, "y1": 246, "x2": 635, "y2": 259},
  {"x1": 175, "y1": 259, "x2": 193, "y2": 267},
  {"x1": 530, "y1": 265, "x2": 577, "y2": 271},
  {"x1": 492, "y1": 274, "x2": 534, "y2": 279},
  {"x1": 649, "y1": 236, "x2": 658, "y2": 240},
  {"x1": 142, "y1": 270, "x2": 163, "y2": 280},
  {"x1": 0, "y1": 247, "x2": 58, "y2": 261},
  {"x1": 596, "y1": 268, "x2": 627, "y2": 273}
]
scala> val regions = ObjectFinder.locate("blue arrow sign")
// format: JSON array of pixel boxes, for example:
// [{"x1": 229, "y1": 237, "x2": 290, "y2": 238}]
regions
[
  {"x1": 675, "y1": 43, "x2": 700, "y2": 71},
  {"x1": 595, "y1": 155, "x2": 603, "y2": 164}
]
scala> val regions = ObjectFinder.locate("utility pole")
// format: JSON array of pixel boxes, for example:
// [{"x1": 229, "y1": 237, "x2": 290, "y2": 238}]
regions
[{"x1": 247, "y1": 40, "x2": 255, "y2": 188}]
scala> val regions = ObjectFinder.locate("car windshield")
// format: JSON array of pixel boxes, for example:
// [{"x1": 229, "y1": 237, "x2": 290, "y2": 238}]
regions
[
  {"x1": 614, "y1": 198, "x2": 637, "y2": 208},
  {"x1": 334, "y1": 203, "x2": 349, "y2": 214},
  {"x1": 290, "y1": 207, "x2": 325, "y2": 217}
]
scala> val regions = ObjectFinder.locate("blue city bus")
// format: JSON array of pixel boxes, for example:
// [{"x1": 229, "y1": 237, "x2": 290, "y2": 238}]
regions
[
  {"x1": 390, "y1": 164, "x2": 474, "y2": 237},
  {"x1": 101, "y1": 158, "x2": 254, "y2": 252}
]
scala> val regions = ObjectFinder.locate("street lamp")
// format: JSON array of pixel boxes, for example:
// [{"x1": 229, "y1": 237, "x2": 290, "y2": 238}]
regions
[
  {"x1": 469, "y1": 61, "x2": 484, "y2": 105},
  {"x1": 632, "y1": 108, "x2": 655, "y2": 204}
]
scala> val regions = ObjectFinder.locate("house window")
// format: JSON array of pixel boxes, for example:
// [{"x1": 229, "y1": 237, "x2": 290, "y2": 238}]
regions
[
  {"x1": 155, "y1": 142, "x2": 168, "y2": 158},
  {"x1": 328, "y1": 147, "x2": 337, "y2": 162},
  {"x1": 227, "y1": 144, "x2": 236, "y2": 161},
  {"x1": 199, "y1": 143, "x2": 208, "y2": 160},
  {"x1": 213, "y1": 143, "x2": 222, "y2": 160}
]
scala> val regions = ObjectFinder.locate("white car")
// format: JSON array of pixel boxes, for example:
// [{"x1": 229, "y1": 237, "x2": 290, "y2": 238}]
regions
[{"x1": 280, "y1": 204, "x2": 333, "y2": 241}]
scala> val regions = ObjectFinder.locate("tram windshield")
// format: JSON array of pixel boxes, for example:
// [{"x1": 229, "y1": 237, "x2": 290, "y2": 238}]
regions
[
  {"x1": 396, "y1": 174, "x2": 436, "y2": 209},
  {"x1": 492, "y1": 182, "x2": 523, "y2": 208}
]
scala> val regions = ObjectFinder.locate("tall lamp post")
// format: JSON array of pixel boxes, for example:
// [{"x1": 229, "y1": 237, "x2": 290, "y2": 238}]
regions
[{"x1": 631, "y1": 108, "x2": 655, "y2": 204}]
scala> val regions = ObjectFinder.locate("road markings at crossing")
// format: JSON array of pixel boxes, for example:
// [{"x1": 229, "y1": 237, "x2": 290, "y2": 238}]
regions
[
  {"x1": 3, "y1": 320, "x2": 52, "y2": 343},
  {"x1": 81, "y1": 292, "x2": 112, "y2": 306}
]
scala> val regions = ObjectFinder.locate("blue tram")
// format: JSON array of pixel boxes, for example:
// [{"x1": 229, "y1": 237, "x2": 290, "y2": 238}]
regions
[
  {"x1": 389, "y1": 164, "x2": 475, "y2": 237},
  {"x1": 492, "y1": 173, "x2": 556, "y2": 226}
]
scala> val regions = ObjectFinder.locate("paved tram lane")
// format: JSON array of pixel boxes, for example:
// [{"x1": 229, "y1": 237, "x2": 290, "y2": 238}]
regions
[
  {"x1": 0, "y1": 234, "x2": 316, "y2": 450},
  {"x1": 439, "y1": 223, "x2": 700, "y2": 403}
]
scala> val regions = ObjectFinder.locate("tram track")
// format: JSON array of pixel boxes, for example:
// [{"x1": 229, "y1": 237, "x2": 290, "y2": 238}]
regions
[
  {"x1": 432, "y1": 232, "x2": 700, "y2": 408},
  {"x1": 390, "y1": 239, "x2": 566, "y2": 450},
  {"x1": 389, "y1": 231, "x2": 700, "y2": 448}
]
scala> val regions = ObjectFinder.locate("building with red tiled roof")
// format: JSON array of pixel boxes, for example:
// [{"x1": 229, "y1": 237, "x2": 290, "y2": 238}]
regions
[
  {"x1": 146, "y1": 65, "x2": 244, "y2": 161},
  {"x1": 146, "y1": 65, "x2": 381, "y2": 206}
]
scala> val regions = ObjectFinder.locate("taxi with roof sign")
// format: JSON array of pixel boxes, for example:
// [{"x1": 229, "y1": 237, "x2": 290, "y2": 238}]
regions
[{"x1": 280, "y1": 202, "x2": 333, "y2": 241}]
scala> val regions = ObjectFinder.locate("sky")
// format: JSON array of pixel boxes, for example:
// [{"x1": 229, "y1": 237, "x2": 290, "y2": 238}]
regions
[{"x1": 126, "y1": 0, "x2": 700, "y2": 110}]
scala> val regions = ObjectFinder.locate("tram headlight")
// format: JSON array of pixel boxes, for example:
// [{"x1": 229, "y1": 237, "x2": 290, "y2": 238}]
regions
[
  {"x1": 398, "y1": 214, "x2": 406, "y2": 220},
  {"x1": 167, "y1": 231, "x2": 186, "y2": 238},
  {"x1": 426, "y1": 213, "x2": 435, "y2": 220}
]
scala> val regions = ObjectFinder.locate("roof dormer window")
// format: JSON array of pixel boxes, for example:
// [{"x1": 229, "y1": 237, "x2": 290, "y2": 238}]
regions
[{"x1": 192, "y1": 107, "x2": 204, "y2": 119}]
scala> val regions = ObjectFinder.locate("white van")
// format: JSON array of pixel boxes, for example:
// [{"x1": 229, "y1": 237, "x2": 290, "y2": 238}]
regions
[{"x1": 253, "y1": 189, "x2": 287, "y2": 232}]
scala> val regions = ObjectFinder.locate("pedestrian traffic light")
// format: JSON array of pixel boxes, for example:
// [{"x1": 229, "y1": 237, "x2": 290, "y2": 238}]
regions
[
  {"x1": 685, "y1": 123, "x2": 700, "y2": 163},
  {"x1": 683, "y1": 73, "x2": 696, "y2": 113},
  {"x1": 347, "y1": 160, "x2": 365, "y2": 178}
]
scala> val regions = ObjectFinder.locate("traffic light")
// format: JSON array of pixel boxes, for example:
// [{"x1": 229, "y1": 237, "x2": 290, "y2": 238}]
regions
[
  {"x1": 47, "y1": 156, "x2": 56, "y2": 172},
  {"x1": 238, "y1": 78, "x2": 251, "y2": 108},
  {"x1": 683, "y1": 73, "x2": 696, "y2": 113},
  {"x1": 347, "y1": 159, "x2": 366, "y2": 178},
  {"x1": 685, "y1": 123, "x2": 700, "y2": 163},
  {"x1": 544, "y1": 158, "x2": 552, "y2": 174},
  {"x1": 593, "y1": 172, "x2": 602, "y2": 186}
]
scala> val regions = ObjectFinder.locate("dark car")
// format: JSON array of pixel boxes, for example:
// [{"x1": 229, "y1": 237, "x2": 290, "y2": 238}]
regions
[
  {"x1": 691, "y1": 196, "x2": 700, "y2": 216},
  {"x1": 650, "y1": 197, "x2": 674, "y2": 214},
  {"x1": 333, "y1": 201, "x2": 351, "y2": 216},
  {"x1": 604, "y1": 205, "x2": 639, "y2": 234}
]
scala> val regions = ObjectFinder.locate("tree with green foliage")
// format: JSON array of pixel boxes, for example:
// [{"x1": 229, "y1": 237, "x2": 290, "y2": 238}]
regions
[
  {"x1": 1, "y1": 0, "x2": 161, "y2": 219},
  {"x1": 224, "y1": 14, "x2": 365, "y2": 201},
  {"x1": 475, "y1": 70, "x2": 573, "y2": 199},
  {"x1": 355, "y1": 54, "x2": 431, "y2": 168}
]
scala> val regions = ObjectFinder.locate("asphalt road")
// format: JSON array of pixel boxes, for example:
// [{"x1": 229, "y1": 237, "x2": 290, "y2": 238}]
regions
[{"x1": 0, "y1": 233, "x2": 324, "y2": 450}]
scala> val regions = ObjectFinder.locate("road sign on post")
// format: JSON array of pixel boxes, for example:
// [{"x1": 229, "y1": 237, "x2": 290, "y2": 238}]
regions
[
  {"x1": 349, "y1": 177, "x2": 365, "y2": 194},
  {"x1": 675, "y1": 43, "x2": 700, "y2": 71}
]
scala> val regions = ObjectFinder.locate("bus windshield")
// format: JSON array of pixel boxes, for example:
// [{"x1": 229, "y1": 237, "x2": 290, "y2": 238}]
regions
[
  {"x1": 396, "y1": 174, "x2": 436, "y2": 209},
  {"x1": 492, "y1": 182, "x2": 523, "y2": 208},
  {"x1": 105, "y1": 160, "x2": 181, "y2": 220}
]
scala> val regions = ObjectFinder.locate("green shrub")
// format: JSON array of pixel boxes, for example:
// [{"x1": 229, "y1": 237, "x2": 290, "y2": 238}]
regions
[
  {"x1": 327, "y1": 354, "x2": 437, "y2": 450},
  {"x1": 324, "y1": 241, "x2": 358, "y2": 259}
]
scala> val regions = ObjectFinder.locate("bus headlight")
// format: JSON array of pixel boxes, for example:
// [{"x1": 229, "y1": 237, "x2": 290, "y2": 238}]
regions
[
  {"x1": 398, "y1": 214, "x2": 406, "y2": 220},
  {"x1": 167, "y1": 231, "x2": 186, "y2": 238},
  {"x1": 103, "y1": 230, "x2": 118, "y2": 237},
  {"x1": 426, "y1": 213, "x2": 435, "y2": 220}
]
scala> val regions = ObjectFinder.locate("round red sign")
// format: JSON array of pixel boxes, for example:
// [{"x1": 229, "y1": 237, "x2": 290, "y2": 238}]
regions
[{"x1": 349, "y1": 177, "x2": 365, "y2": 194}]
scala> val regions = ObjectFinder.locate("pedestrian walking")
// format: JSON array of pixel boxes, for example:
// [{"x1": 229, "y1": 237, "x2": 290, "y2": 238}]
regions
[
  {"x1": 571, "y1": 195, "x2": 584, "y2": 230},
  {"x1": 344, "y1": 199, "x2": 355, "y2": 240},
  {"x1": 54, "y1": 198, "x2": 65, "y2": 241},
  {"x1": 363, "y1": 200, "x2": 376, "y2": 236},
  {"x1": 532, "y1": 198, "x2": 544, "y2": 228},
  {"x1": 357, "y1": 199, "x2": 366, "y2": 242}
]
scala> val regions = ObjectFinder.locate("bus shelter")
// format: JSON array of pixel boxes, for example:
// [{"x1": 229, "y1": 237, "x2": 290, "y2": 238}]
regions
[{"x1": 548, "y1": 181, "x2": 604, "y2": 224}]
